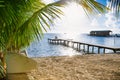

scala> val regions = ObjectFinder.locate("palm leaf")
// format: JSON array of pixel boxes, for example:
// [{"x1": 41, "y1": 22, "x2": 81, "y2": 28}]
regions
[
  {"x1": 0, "y1": 0, "x2": 4, "y2": 7},
  {"x1": 78, "y1": 0, "x2": 107, "y2": 15},
  {"x1": 108, "y1": 0, "x2": 120, "y2": 18},
  {"x1": 0, "y1": 1, "x2": 63, "y2": 51}
]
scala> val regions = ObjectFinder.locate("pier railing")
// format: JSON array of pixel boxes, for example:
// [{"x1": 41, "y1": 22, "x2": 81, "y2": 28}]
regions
[{"x1": 48, "y1": 38, "x2": 120, "y2": 54}]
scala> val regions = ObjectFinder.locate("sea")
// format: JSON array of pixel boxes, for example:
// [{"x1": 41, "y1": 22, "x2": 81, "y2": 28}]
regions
[{"x1": 27, "y1": 33, "x2": 120, "y2": 57}]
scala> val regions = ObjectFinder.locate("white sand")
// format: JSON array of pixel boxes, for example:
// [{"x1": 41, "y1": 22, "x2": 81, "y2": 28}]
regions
[{"x1": 8, "y1": 54, "x2": 120, "y2": 80}]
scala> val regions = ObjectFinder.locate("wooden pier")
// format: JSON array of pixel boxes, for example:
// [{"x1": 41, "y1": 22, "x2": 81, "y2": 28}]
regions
[{"x1": 48, "y1": 38, "x2": 120, "y2": 54}]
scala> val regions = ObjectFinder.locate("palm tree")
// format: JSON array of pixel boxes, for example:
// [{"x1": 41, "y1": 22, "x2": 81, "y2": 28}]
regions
[
  {"x1": 0, "y1": 0, "x2": 112, "y2": 79},
  {"x1": 0, "y1": 0, "x2": 63, "y2": 79}
]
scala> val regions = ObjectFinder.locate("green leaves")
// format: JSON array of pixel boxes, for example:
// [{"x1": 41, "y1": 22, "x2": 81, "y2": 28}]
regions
[
  {"x1": 0, "y1": 0, "x2": 63, "y2": 51},
  {"x1": 0, "y1": 0, "x2": 4, "y2": 7},
  {"x1": 78, "y1": 0, "x2": 107, "y2": 15}
]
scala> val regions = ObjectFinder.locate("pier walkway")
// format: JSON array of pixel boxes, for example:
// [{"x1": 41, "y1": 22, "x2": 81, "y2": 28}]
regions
[{"x1": 48, "y1": 38, "x2": 120, "y2": 54}]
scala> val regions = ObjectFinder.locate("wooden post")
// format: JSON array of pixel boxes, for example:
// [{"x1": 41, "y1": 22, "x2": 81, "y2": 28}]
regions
[
  {"x1": 63, "y1": 40, "x2": 65, "y2": 46},
  {"x1": 65, "y1": 40, "x2": 67, "y2": 46},
  {"x1": 57, "y1": 40, "x2": 59, "y2": 44},
  {"x1": 113, "y1": 49, "x2": 116, "y2": 53},
  {"x1": 72, "y1": 42, "x2": 74, "y2": 48},
  {"x1": 65, "y1": 41, "x2": 67, "y2": 46},
  {"x1": 79, "y1": 43, "x2": 81, "y2": 51},
  {"x1": 87, "y1": 45, "x2": 89, "y2": 53},
  {"x1": 60, "y1": 40, "x2": 62, "y2": 44},
  {"x1": 103, "y1": 48, "x2": 105, "y2": 53},
  {"x1": 92, "y1": 46, "x2": 94, "y2": 53},
  {"x1": 67, "y1": 41, "x2": 69, "y2": 46},
  {"x1": 53, "y1": 40, "x2": 54, "y2": 44},
  {"x1": 65, "y1": 40, "x2": 66, "y2": 45},
  {"x1": 83, "y1": 44, "x2": 85, "y2": 52},
  {"x1": 64, "y1": 40, "x2": 66, "y2": 46},
  {"x1": 66, "y1": 41, "x2": 68, "y2": 46},
  {"x1": 67, "y1": 41, "x2": 68, "y2": 46},
  {"x1": 98, "y1": 47, "x2": 100, "y2": 54},
  {"x1": 68, "y1": 41, "x2": 70, "y2": 47},
  {"x1": 77, "y1": 43, "x2": 79, "y2": 51}
]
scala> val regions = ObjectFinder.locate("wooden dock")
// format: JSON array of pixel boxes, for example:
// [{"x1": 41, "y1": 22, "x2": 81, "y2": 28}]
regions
[{"x1": 48, "y1": 38, "x2": 120, "y2": 54}]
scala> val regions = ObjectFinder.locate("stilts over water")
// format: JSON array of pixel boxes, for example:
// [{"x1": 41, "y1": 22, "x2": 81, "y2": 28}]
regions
[{"x1": 48, "y1": 38, "x2": 120, "y2": 54}]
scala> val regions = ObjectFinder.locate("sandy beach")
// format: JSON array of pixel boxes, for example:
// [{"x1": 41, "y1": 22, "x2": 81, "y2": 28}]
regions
[{"x1": 8, "y1": 54, "x2": 120, "y2": 80}]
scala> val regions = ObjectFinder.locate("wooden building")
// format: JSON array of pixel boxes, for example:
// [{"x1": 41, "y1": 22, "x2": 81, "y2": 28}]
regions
[{"x1": 90, "y1": 30, "x2": 112, "y2": 36}]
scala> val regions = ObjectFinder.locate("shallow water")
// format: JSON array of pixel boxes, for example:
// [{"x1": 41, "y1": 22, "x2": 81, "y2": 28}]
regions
[{"x1": 27, "y1": 33, "x2": 120, "y2": 57}]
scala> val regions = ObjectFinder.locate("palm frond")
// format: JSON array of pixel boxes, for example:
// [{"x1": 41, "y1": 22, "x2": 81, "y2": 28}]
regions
[
  {"x1": 6, "y1": 1, "x2": 63, "y2": 50},
  {"x1": 78, "y1": 0, "x2": 107, "y2": 15},
  {"x1": 108, "y1": 0, "x2": 120, "y2": 18},
  {"x1": 0, "y1": 0, "x2": 4, "y2": 7},
  {"x1": 0, "y1": 0, "x2": 63, "y2": 51},
  {"x1": 58, "y1": 0, "x2": 107, "y2": 18}
]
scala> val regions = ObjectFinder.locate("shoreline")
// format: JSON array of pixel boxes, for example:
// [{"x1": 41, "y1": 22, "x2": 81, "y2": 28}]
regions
[
  {"x1": 30, "y1": 52, "x2": 120, "y2": 58},
  {"x1": 8, "y1": 54, "x2": 120, "y2": 80}
]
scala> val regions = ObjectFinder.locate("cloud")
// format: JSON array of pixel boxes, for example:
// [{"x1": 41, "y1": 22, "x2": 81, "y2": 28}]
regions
[
  {"x1": 105, "y1": 0, "x2": 120, "y2": 33},
  {"x1": 42, "y1": 0, "x2": 54, "y2": 4},
  {"x1": 47, "y1": 0, "x2": 120, "y2": 34},
  {"x1": 89, "y1": 0, "x2": 120, "y2": 33},
  {"x1": 49, "y1": 2, "x2": 91, "y2": 33}
]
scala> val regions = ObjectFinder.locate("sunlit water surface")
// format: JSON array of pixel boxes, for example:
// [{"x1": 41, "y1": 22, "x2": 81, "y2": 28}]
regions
[{"x1": 27, "y1": 33, "x2": 120, "y2": 57}]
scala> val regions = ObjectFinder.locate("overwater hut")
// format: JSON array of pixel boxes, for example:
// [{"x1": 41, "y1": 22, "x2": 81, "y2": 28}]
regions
[{"x1": 90, "y1": 30, "x2": 112, "y2": 36}]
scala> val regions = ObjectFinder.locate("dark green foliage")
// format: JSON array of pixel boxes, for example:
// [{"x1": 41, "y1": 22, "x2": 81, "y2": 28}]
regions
[{"x1": 0, "y1": 0, "x2": 63, "y2": 52}]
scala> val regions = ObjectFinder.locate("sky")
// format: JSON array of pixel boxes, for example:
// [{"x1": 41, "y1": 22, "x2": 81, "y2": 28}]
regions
[
  {"x1": 43, "y1": 0, "x2": 120, "y2": 34},
  {"x1": 96, "y1": 0, "x2": 107, "y2": 6}
]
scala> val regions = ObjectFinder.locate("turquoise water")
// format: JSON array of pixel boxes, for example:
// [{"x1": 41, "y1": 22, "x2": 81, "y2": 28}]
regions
[{"x1": 27, "y1": 33, "x2": 120, "y2": 57}]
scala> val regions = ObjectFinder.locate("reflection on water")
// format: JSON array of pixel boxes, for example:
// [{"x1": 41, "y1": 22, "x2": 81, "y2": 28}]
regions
[{"x1": 27, "y1": 33, "x2": 120, "y2": 57}]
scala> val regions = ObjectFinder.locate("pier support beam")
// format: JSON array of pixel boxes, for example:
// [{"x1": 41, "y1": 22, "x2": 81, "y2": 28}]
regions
[
  {"x1": 98, "y1": 47, "x2": 100, "y2": 54},
  {"x1": 79, "y1": 43, "x2": 81, "y2": 51},
  {"x1": 87, "y1": 45, "x2": 90, "y2": 53},
  {"x1": 92, "y1": 46, "x2": 94, "y2": 53},
  {"x1": 103, "y1": 48, "x2": 105, "y2": 53},
  {"x1": 113, "y1": 50, "x2": 116, "y2": 53},
  {"x1": 83, "y1": 44, "x2": 85, "y2": 52},
  {"x1": 77, "y1": 43, "x2": 79, "y2": 51}
]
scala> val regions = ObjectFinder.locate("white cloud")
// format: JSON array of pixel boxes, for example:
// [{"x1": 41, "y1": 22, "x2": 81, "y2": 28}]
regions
[
  {"x1": 105, "y1": 0, "x2": 120, "y2": 33},
  {"x1": 49, "y1": 2, "x2": 91, "y2": 33},
  {"x1": 48, "y1": 0, "x2": 120, "y2": 34},
  {"x1": 42, "y1": 0, "x2": 54, "y2": 4},
  {"x1": 89, "y1": 0, "x2": 120, "y2": 33}
]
